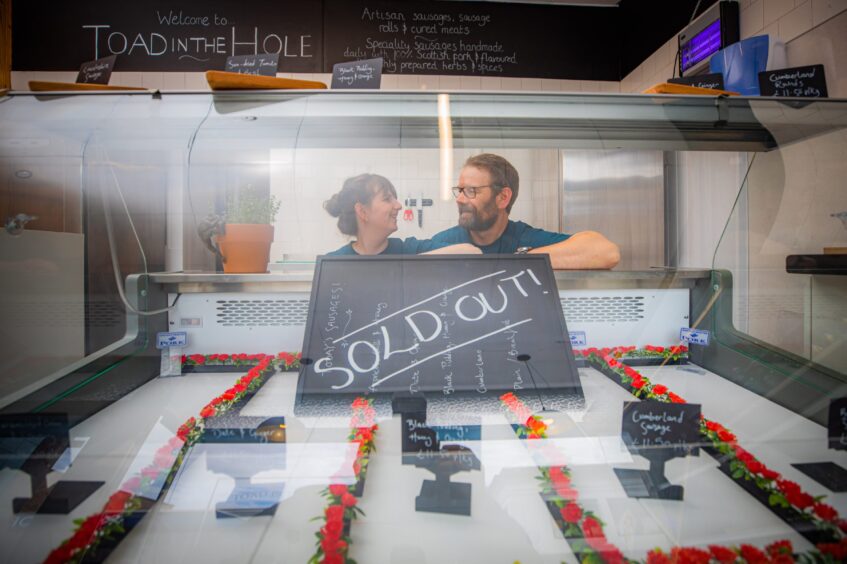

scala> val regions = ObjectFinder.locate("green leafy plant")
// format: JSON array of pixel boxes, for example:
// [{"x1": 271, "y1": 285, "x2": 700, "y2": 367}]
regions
[{"x1": 225, "y1": 185, "x2": 281, "y2": 224}]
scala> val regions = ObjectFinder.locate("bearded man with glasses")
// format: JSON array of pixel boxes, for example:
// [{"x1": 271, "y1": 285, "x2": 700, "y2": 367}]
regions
[{"x1": 431, "y1": 153, "x2": 620, "y2": 269}]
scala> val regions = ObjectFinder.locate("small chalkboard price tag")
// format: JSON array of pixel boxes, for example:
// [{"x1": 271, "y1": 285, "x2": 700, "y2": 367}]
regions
[
  {"x1": 225, "y1": 54, "x2": 280, "y2": 77},
  {"x1": 621, "y1": 400, "x2": 701, "y2": 457},
  {"x1": 827, "y1": 397, "x2": 847, "y2": 451},
  {"x1": 331, "y1": 57, "x2": 383, "y2": 89},
  {"x1": 615, "y1": 400, "x2": 701, "y2": 501},
  {"x1": 402, "y1": 412, "x2": 438, "y2": 453},
  {"x1": 668, "y1": 73, "x2": 725, "y2": 91},
  {"x1": 76, "y1": 55, "x2": 117, "y2": 84},
  {"x1": 759, "y1": 64, "x2": 828, "y2": 98}
]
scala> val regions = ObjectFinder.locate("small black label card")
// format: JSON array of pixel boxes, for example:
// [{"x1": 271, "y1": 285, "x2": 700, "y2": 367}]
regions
[
  {"x1": 828, "y1": 397, "x2": 847, "y2": 451},
  {"x1": 331, "y1": 57, "x2": 383, "y2": 89},
  {"x1": 622, "y1": 400, "x2": 701, "y2": 457},
  {"x1": 225, "y1": 54, "x2": 280, "y2": 76},
  {"x1": 668, "y1": 73, "x2": 725, "y2": 91},
  {"x1": 76, "y1": 55, "x2": 117, "y2": 84},
  {"x1": 402, "y1": 411, "x2": 438, "y2": 454},
  {"x1": 759, "y1": 64, "x2": 828, "y2": 98}
]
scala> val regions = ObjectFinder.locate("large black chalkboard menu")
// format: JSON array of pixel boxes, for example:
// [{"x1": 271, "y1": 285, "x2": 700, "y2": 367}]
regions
[
  {"x1": 13, "y1": 0, "x2": 618, "y2": 80},
  {"x1": 297, "y1": 256, "x2": 583, "y2": 405}
]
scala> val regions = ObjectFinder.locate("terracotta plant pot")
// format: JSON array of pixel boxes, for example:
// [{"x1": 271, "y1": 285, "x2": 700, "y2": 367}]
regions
[{"x1": 217, "y1": 224, "x2": 274, "y2": 273}]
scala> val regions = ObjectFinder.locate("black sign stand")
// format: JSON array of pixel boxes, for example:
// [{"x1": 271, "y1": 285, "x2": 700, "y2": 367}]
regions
[
  {"x1": 1, "y1": 414, "x2": 104, "y2": 514},
  {"x1": 613, "y1": 452, "x2": 683, "y2": 500},
  {"x1": 613, "y1": 401, "x2": 701, "y2": 501},
  {"x1": 196, "y1": 370, "x2": 287, "y2": 518},
  {"x1": 791, "y1": 397, "x2": 847, "y2": 492},
  {"x1": 396, "y1": 394, "x2": 480, "y2": 516}
]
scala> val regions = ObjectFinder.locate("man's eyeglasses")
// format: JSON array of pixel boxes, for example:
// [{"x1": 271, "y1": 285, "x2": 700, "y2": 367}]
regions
[{"x1": 451, "y1": 185, "x2": 498, "y2": 199}]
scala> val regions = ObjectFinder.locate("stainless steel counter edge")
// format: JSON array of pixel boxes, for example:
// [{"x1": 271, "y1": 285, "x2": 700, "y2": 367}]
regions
[{"x1": 149, "y1": 268, "x2": 711, "y2": 293}]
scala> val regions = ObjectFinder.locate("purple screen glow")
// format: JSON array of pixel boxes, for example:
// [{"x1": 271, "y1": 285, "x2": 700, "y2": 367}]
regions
[{"x1": 681, "y1": 19, "x2": 722, "y2": 73}]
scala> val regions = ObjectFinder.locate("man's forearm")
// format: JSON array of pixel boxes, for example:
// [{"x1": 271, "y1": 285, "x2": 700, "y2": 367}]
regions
[{"x1": 529, "y1": 231, "x2": 620, "y2": 270}]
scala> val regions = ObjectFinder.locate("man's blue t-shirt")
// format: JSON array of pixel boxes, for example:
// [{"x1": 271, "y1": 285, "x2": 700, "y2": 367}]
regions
[
  {"x1": 429, "y1": 220, "x2": 569, "y2": 254},
  {"x1": 326, "y1": 237, "x2": 438, "y2": 256}
]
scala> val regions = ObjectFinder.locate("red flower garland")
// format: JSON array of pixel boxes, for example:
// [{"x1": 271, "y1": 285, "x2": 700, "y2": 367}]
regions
[
  {"x1": 581, "y1": 346, "x2": 844, "y2": 557},
  {"x1": 500, "y1": 392, "x2": 626, "y2": 564},
  {"x1": 311, "y1": 397, "x2": 378, "y2": 564},
  {"x1": 44, "y1": 352, "x2": 297, "y2": 564}
]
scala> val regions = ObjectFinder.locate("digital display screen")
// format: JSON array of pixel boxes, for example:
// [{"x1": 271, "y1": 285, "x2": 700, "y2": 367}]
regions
[{"x1": 681, "y1": 18, "x2": 722, "y2": 73}]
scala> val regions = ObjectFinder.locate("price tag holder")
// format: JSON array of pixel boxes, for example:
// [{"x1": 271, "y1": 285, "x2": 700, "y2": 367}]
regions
[
  {"x1": 569, "y1": 331, "x2": 587, "y2": 347},
  {"x1": 615, "y1": 400, "x2": 701, "y2": 501},
  {"x1": 331, "y1": 57, "x2": 383, "y2": 89},
  {"x1": 225, "y1": 53, "x2": 280, "y2": 76},
  {"x1": 680, "y1": 327, "x2": 710, "y2": 346},
  {"x1": 758, "y1": 64, "x2": 828, "y2": 98},
  {"x1": 158, "y1": 332, "x2": 187, "y2": 377},
  {"x1": 76, "y1": 55, "x2": 117, "y2": 84}
]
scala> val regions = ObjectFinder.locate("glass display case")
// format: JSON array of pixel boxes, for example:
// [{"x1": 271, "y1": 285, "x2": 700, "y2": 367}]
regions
[{"x1": 1, "y1": 89, "x2": 846, "y2": 563}]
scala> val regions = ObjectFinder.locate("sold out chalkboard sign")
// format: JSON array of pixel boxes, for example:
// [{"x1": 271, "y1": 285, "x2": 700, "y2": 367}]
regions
[{"x1": 297, "y1": 255, "x2": 582, "y2": 402}]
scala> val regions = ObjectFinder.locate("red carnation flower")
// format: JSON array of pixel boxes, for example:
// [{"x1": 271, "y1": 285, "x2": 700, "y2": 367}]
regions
[
  {"x1": 548, "y1": 467, "x2": 570, "y2": 488},
  {"x1": 556, "y1": 486, "x2": 578, "y2": 501},
  {"x1": 760, "y1": 467, "x2": 780, "y2": 481},
  {"x1": 744, "y1": 458, "x2": 765, "y2": 474},
  {"x1": 785, "y1": 489, "x2": 814, "y2": 510},
  {"x1": 717, "y1": 429, "x2": 736, "y2": 443},
  {"x1": 739, "y1": 544, "x2": 769, "y2": 563},
  {"x1": 322, "y1": 552, "x2": 344, "y2": 564},
  {"x1": 323, "y1": 517, "x2": 344, "y2": 539},
  {"x1": 813, "y1": 502, "x2": 839, "y2": 521},
  {"x1": 766, "y1": 540, "x2": 793, "y2": 557},
  {"x1": 341, "y1": 492, "x2": 357, "y2": 508},
  {"x1": 670, "y1": 546, "x2": 711, "y2": 564},
  {"x1": 325, "y1": 503, "x2": 344, "y2": 523},
  {"x1": 668, "y1": 392, "x2": 685, "y2": 403},
  {"x1": 708, "y1": 544, "x2": 737, "y2": 563},
  {"x1": 328, "y1": 484, "x2": 349, "y2": 498},
  {"x1": 581, "y1": 515, "x2": 604, "y2": 540},
  {"x1": 646, "y1": 550, "x2": 671, "y2": 564},
  {"x1": 817, "y1": 541, "x2": 847, "y2": 561},
  {"x1": 104, "y1": 490, "x2": 132, "y2": 515},
  {"x1": 651, "y1": 384, "x2": 668, "y2": 396},
  {"x1": 631, "y1": 376, "x2": 646, "y2": 389},
  {"x1": 777, "y1": 479, "x2": 801, "y2": 495},
  {"x1": 199, "y1": 406, "x2": 216, "y2": 419},
  {"x1": 560, "y1": 502, "x2": 583, "y2": 523}
]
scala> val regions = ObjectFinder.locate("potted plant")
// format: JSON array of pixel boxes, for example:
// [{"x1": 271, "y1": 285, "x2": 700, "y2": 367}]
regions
[{"x1": 214, "y1": 186, "x2": 281, "y2": 273}]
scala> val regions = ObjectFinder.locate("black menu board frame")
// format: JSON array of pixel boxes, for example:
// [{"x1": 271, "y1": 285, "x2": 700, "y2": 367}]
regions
[{"x1": 296, "y1": 255, "x2": 583, "y2": 407}]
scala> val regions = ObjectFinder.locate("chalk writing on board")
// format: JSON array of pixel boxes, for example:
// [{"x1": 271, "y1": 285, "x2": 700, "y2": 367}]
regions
[
  {"x1": 338, "y1": 6, "x2": 518, "y2": 75},
  {"x1": 313, "y1": 268, "x2": 545, "y2": 391},
  {"x1": 298, "y1": 256, "x2": 584, "y2": 404},
  {"x1": 81, "y1": 10, "x2": 315, "y2": 64},
  {"x1": 622, "y1": 401, "x2": 701, "y2": 455},
  {"x1": 77, "y1": 55, "x2": 117, "y2": 84},
  {"x1": 759, "y1": 64, "x2": 828, "y2": 98},
  {"x1": 225, "y1": 53, "x2": 279, "y2": 76}
]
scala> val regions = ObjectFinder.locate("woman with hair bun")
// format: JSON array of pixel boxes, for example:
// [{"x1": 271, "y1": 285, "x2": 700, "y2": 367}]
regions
[{"x1": 324, "y1": 173, "x2": 480, "y2": 256}]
